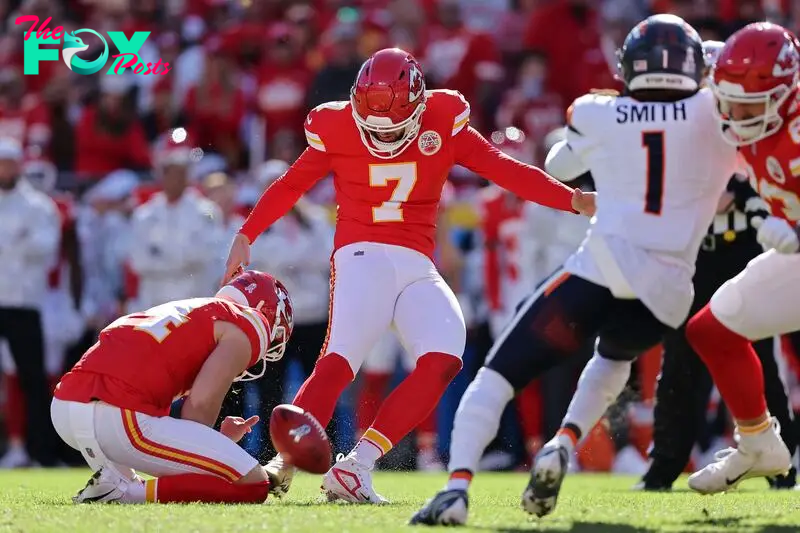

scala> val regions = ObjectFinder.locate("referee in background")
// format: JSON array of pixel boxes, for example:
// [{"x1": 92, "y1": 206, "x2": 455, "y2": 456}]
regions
[{"x1": 638, "y1": 41, "x2": 798, "y2": 491}]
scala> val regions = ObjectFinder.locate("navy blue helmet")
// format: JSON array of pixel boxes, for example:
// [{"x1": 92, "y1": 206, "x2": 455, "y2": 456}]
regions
[{"x1": 617, "y1": 14, "x2": 705, "y2": 93}]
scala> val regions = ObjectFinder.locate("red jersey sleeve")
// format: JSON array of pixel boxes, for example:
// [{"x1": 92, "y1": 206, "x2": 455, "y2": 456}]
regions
[{"x1": 454, "y1": 126, "x2": 575, "y2": 213}]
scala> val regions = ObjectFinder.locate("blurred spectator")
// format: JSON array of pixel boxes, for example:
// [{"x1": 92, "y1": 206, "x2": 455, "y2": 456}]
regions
[
  {"x1": 255, "y1": 24, "x2": 312, "y2": 145},
  {"x1": 307, "y1": 23, "x2": 364, "y2": 108},
  {"x1": 74, "y1": 76, "x2": 151, "y2": 180},
  {"x1": 524, "y1": 0, "x2": 619, "y2": 108},
  {"x1": 0, "y1": 137, "x2": 60, "y2": 467},
  {"x1": 201, "y1": 171, "x2": 246, "y2": 286},
  {"x1": 126, "y1": 148, "x2": 223, "y2": 312},
  {"x1": 248, "y1": 160, "x2": 334, "y2": 459},
  {"x1": 0, "y1": 68, "x2": 50, "y2": 153},
  {"x1": 184, "y1": 37, "x2": 247, "y2": 169},
  {"x1": 495, "y1": 53, "x2": 563, "y2": 164},
  {"x1": 68, "y1": 169, "x2": 139, "y2": 373},
  {"x1": 420, "y1": 0, "x2": 504, "y2": 129},
  {"x1": 141, "y1": 77, "x2": 186, "y2": 143},
  {"x1": 0, "y1": 158, "x2": 82, "y2": 467}
]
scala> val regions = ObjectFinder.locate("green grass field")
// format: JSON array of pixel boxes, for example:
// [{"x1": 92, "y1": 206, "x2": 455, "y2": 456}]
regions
[{"x1": 2, "y1": 469, "x2": 799, "y2": 532}]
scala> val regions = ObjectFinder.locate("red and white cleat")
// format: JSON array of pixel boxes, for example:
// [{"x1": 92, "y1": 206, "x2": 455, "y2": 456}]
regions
[{"x1": 321, "y1": 453, "x2": 388, "y2": 504}]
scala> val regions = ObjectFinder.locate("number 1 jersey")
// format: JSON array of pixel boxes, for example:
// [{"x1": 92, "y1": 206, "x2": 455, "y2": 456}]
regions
[
  {"x1": 561, "y1": 89, "x2": 740, "y2": 328},
  {"x1": 55, "y1": 298, "x2": 271, "y2": 417}
]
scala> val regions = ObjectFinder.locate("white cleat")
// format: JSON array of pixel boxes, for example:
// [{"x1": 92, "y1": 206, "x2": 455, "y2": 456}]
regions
[
  {"x1": 73, "y1": 468, "x2": 133, "y2": 504},
  {"x1": 409, "y1": 489, "x2": 468, "y2": 525},
  {"x1": 688, "y1": 418, "x2": 791, "y2": 495},
  {"x1": 522, "y1": 441, "x2": 569, "y2": 517},
  {"x1": 321, "y1": 453, "x2": 388, "y2": 504},
  {"x1": 265, "y1": 453, "x2": 296, "y2": 498}
]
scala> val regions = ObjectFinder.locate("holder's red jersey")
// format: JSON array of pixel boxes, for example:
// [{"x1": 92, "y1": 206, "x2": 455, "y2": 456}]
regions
[
  {"x1": 55, "y1": 298, "x2": 271, "y2": 417},
  {"x1": 240, "y1": 89, "x2": 575, "y2": 259},
  {"x1": 738, "y1": 96, "x2": 800, "y2": 224}
]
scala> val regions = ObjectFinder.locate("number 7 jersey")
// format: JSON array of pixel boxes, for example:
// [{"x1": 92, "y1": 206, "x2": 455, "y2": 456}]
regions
[{"x1": 239, "y1": 90, "x2": 575, "y2": 259}]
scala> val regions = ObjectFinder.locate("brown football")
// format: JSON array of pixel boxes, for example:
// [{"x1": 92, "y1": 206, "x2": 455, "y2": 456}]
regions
[{"x1": 269, "y1": 404, "x2": 331, "y2": 474}]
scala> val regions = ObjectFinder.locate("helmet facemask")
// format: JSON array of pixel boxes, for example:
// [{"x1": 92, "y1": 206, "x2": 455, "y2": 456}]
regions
[
  {"x1": 351, "y1": 97, "x2": 426, "y2": 159},
  {"x1": 711, "y1": 75, "x2": 796, "y2": 146}
]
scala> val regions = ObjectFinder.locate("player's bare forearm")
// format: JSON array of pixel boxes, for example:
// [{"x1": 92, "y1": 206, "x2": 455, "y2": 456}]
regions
[
  {"x1": 455, "y1": 127, "x2": 575, "y2": 213},
  {"x1": 181, "y1": 327, "x2": 253, "y2": 427},
  {"x1": 239, "y1": 148, "x2": 331, "y2": 242}
]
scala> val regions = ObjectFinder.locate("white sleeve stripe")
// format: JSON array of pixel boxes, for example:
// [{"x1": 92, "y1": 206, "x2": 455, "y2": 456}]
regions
[
  {"x1": 235, "y1": 307, "x2": 270, "y2": 361},
  {"x1": 454, "y1": 107, "x2": 470, "y2": 125},
  {"x1": 305, "y1": 129, "x2": 326, "y2": 151},
  {"x1": 452, "y1": 107, "x2": 470, "y2": 136}
]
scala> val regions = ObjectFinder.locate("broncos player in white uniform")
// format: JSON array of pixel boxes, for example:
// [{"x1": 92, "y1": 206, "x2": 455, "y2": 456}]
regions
[{"x1": 410, "y1": 15, "x2": 741, "y2": 526}]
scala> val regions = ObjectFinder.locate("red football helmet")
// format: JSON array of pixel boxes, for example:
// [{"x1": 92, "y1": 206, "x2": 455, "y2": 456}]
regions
[
  {"x1": 711, "y1": 22, "x2": 800, "y2": 145},
  {"x1": 350, "y1": 48, "x2": 427, "y2": 159},
  {"x1": 216, "y1": 270, "x2": 294, "y2": 380}
]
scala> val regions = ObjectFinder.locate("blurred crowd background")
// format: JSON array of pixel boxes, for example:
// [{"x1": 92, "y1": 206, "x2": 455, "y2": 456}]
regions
[{"x1": 2, "y1": 0, "x2": 800, "y2": 476}]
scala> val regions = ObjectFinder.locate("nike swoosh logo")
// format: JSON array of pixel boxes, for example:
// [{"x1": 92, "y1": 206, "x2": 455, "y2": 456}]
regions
[
  {"x1": 725, "y1": 469, "x2": 751, "y2": 486},
  {"x1": 81, "y1": 489, "x2": 116, "y2": 502}
]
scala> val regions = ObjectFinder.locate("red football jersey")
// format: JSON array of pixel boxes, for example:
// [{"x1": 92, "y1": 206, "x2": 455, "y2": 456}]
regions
[
  {"x1": 240, "y1": 90, "x2": 575, "y2": 259},
  {"x1": 738, "y1": 95, "x2": 800, "y2": 224},
  {"x1": 54, "y1": 298, "x2": 271, "y2": 417},
  {"x1": 481, "y1": 186, "x2": 524, "y2": 311}
]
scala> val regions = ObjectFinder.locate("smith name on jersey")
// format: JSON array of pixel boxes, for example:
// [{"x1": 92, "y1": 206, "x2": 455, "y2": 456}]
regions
[{"x1": 551, "y1": 88, "x2": 740, "y2": 328}]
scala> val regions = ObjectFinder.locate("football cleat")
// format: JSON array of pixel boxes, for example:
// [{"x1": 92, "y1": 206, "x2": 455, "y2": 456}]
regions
[
  {"x1": 73, "y1": 468, "x2": 128, "y2": 504},
  {"x1": 409, "y1": 489, "x2": 469, "y2": 526},
  {"x1": 321, "y1": 453, "x2": 388, "y2": 504},
  {"x1": 265, "y1": 453, "x2": 296, "y2": 498},
  {"x1": 688, "y1": 418, "x2": 791, "y2": 494},
  {"x1": 522, "y1": 442, "x2": 569, "y2": 517}
]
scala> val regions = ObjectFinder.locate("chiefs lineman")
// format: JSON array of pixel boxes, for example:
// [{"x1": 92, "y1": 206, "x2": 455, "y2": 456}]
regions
[
  {"x1": 684, "y1": 22, "x2": 800, "y2": 494},
  {"x1": 51, "y1": 270, "x2": 294, "y2": 504},
  {"x1": 224, "y1": 48, "x2": 595, "y2": 503}
]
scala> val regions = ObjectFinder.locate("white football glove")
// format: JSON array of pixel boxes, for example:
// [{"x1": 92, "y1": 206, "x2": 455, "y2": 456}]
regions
[{"x1": 754, "y1": 216, "x2": 800, "y2": 254}]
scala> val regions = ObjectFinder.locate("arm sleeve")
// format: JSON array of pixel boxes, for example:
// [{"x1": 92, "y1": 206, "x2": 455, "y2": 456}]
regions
[
  {"x1": 454, "y1": 126, "x2": 575, "y2": 213},
  {"x1": 545, "y1": 139, "x2": 590, "y2": 183},
  {"x1": 239, "y1": 147, "x2": 331, "y2": 243}
]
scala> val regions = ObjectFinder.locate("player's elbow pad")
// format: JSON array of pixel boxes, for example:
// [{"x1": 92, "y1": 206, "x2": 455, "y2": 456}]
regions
[{"x1": 545, "y1": 140, "x2": 588, "y2": 183}]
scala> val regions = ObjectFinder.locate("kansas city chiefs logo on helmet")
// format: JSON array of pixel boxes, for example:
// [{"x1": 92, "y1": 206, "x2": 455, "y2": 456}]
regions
[
  {"x1": 408, "y1": 65, "x2": 424, "y2": 102},
  {"x1": 773, "y1": 40, "x2": 799, "y2": 77}
]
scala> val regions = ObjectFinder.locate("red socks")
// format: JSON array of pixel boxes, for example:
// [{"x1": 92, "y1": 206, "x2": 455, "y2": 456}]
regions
[
  {"x1": 370, "y1": 352, "x2": 462, "y2": 444},
  {"x1": 356, "y1": 372, "x2": 391, "y2": 436},
  {"x1": 145, "y1": 474, "x2": 269, "y2": 504},
  {"x1": 686, "y1": 305, "x2": 767, "y2": 420},
  {"x1": 516, "y1": 382, "x2": 542, "y2": 448},
  {"x1": 293, "y1": 353, "x2": 354, "y2": 427}
]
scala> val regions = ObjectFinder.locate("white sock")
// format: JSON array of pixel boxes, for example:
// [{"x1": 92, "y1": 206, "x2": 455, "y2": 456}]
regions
[
  {"x1": 350, "y1": 430, "x2": 389, "y2": 469},
  {"x1": 120, "y1": 478, "x2": 146, "y2": 504},
  {"x1": 447, "y1": 367, "x2": 514, "y2": 475},
  {"x1": 562, "y1": 353, "x2": 632, "y2": 438},
  {"x1": 445, "y1": 477, "x2": 470, "y2": 491}
]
